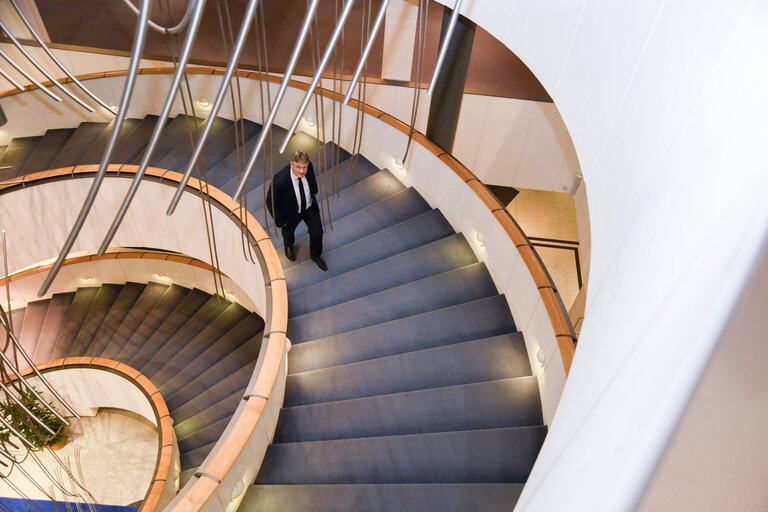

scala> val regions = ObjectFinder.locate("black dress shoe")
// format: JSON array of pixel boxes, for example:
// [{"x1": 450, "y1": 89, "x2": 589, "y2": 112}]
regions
[
  {"x1": 312, "y1": 256, "x2": 328, "y2": 271},
  {"x1": 284, "y1": 244, "x2": 296, "y2": 262}
]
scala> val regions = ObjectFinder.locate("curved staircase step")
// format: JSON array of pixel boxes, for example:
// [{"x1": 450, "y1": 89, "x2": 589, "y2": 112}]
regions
[
  {"x1": 288, "y1": 294, "x2": 517, "y2": 374},
  {"x1": 275, "y1": 376, "x2": 542, "y2": 443},
  {"x1": 285, "y1": 334, "x2": 531, "y2": 407},
  {"x1": 242, "y1": 483, "x2": 526, "y2": 512},
  {"x1": 143, "y1": 114, "x2": 202, "y2": 166},
  {"x1": 68, "y1": 283, "x2": 123, "y2": 357},
  {"x1": 287, "y1": 262, "x2": 497, "y2": 341},
  {"x1": 49, "y1": 122, "x2": 108, "y2": 169},
  {"x1": 23, "y1": 128, "x2": 76, "y2": 173},
  {"x1": 33, "y1": 292, "x2": 75, "y2": 363},
  {"x1": 86, "y1": 282, "x2": 146, "y2": 356},
  {"x1": 255, "y1": 426, "x2": 547, "y2": 485},
  {"x1": 112, "y1": 115, "x2": 167, "y2": 164},
  {"x1": 17, "y1": 299, "x2": 49, "y2": 357},
  {"x1": 284, "y1": 209, "x2": 454, "y2": 291},
  {"x1": 287, "y1": 234, "x2": 475, "y2": 317},
  {"x1": 157, "y1": 117, "x2": 233, "y2": 171},
  {"x1": 49, "y1": 287, "x2": 99, "y2": 360},
  {"x1": 79, "y1": 118, "x2": 140, "y2": 164},
  {"x1": 0, "y1": 136, "x2": 42, "y2": 180}
]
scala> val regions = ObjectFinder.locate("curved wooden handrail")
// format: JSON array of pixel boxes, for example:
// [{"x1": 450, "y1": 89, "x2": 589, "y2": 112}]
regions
[
  {"x1": 9, "y1": 357, "x2": 174, "y2": 512},
  {"x1": 0, "y1": 164, "x2": 287, "y2": 511},
  {"x1": 0, "y1": 248, "x2": 226, "y2": 288}
]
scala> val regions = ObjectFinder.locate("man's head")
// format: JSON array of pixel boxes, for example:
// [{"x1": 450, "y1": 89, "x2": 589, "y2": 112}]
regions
[{"x1": 290, "y1": 150, "x2": 309, "y2": 178}]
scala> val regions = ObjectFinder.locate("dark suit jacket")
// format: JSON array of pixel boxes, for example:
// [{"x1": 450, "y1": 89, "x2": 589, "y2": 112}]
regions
[{"x1": 265, "y1": 161, "x2": 318, "y2": 227}]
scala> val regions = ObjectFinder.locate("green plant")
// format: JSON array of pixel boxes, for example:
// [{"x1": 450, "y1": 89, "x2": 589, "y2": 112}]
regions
[{"x1": 0, "y1": 387, "x2": 68, "y2": 450}]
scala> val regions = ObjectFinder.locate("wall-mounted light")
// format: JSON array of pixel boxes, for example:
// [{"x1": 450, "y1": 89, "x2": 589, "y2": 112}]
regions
[
  {"x1": 8, "y1": 299, "x2": 15, "y2": 306},
  {"x1": 285, "y1": 337, "x2": 292, "y2": 353},
  {"x1": 198, "y1": 98, "x2": 210, "y2": 108},
  {"x1": 224, "y1": 289, "x2": 237, "y2": 301},
  {"x1": 82, "y1": 275, "x2": 93, "y2": 282},
  {"x1": 155, "y1": 272, "x2": 168, "y2": 280},
  {"x1": 394, "y1": 159, "x2": 405, "y2": 170},
  {"x1": 230, "y1": 479, "x2": 245, "y2": 500},
  {"x1": 475, "y1": 231, "x2": 485, "y2": 247},
  {"x1": 303, "y1": 117, "x2": 315, "y2": 127},
  {"x1": 536, "y1": 349, "x2": 546, "y2": 367}
]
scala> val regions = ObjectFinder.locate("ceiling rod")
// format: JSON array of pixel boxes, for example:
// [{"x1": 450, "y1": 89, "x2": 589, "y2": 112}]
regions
[
  {"x1": 343, "y1": 0, "x2": 390, "y2": 105},
  {"x1": 427, "y1": 0, "x2": 463, "y2": 96},
  {"x1": 9, "y1": 0, "x2": 117, "y2": 115},
  {"x1": 222, "y1": 0, "x2": 320, "y2": 203},
  {"x1": 165, "y1": 0, "x2": 262, "y2": 216},
  {"x1": 37, "y1": 0, "x2": 152, "y2": 297},
  {"x1": 0, "y1": 20, "x2": 95, "y2": 112},
  {"x1": 279, "y1": 0, "x2": 357, "y2": 155},
  {"x1": 0, "y1": 48, "x2": 61, "y2": 102},
  {"x1": 98, "y1": 0, "x2": 207, "y2": 256}
]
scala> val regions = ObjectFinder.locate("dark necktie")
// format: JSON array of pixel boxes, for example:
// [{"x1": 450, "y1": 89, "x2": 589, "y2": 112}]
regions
[{"x1": 298, "y1": 177, "x2": 307, "y2": 213}]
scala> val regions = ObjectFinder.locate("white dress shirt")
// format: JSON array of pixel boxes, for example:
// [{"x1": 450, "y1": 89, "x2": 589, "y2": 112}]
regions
[{"x1": 290, "y1": 171, "x2": 312, "y2": 213}]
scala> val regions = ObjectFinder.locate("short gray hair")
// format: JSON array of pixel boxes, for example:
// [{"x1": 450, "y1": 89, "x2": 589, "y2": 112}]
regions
[{"x1": 291, "y1": 150, "x2": 309, "y2": 163}]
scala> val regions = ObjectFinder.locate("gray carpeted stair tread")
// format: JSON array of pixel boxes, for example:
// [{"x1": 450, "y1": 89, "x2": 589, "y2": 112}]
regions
[
  {"x1": 284, "y1": 209, "x2": 455, "y2": 291},
  {"x1": 245, "y1": 151, "x2": 375, "y2": 217},
  {"x1": 149, "y1": 302, "x2": 251, "y2": 389},
  {"x1": 288, "y1": 294, "x2": 517, "y2": 374},
  {"x1": 17, "y1": 299, "x2": 49, "y2": 357},
  {"x1": 285, "y1": 334, "x2": 531, "y2": 407},
  {"x1": 179, "y1": 428, "x2": 224, "y2": 472},
  {"x1": 241, "y1": 483, "x2": 526, "y2": 512},
  {"x1": 275, "y1": 377, "x2": 542, "y2": 443},
  {"x1": 312, "y1": 143, "x2": 353, "y2": 174},
  {"x1": 173, "y1": 363, "x2": 257, "y2": 440},
  {"x1": 49, "y1": 287, "x2": 100, "y2": 360},
  {"x1": 288, "y1": 234, "x2": 476, "y2": 317},
  {"x1": 127, "y1": 288, "x2": 211, "y2": 370},
  {"x1": 113, "y1": 283, "x2": 188, "y2": 362},
  {"x1": 196, "y1": 118, "x2": 262, "y2": 176},
  {"x1": 274, "y1": 188, "x2": 431, "y2": 269},
  {"x1": 288, "y1": 262, "x2": 497, "y2": 342},
  {"x1": 23, "y1": 129, "x2": 76, "y2": 173},
  {"x1": 177, "y1": 406, "x2": 237, "y2": 459},
  {"x1": 86, "y1": 282, "x2": 146, "y2": 356},
  {"x1": 100, "y1": 281, "x2": 169, "y2": 360},
  {"x1": 78, "y1": 118, "x2": 140, "y2": 164},
  {"x1": 138, "y1": 294, "x2": 231, "y2": 378},
  {"x1": 49, "y1": 122, "x2": 108, "y2": 169},
  {"x1": 256, "y1": 426, "x2": 547, "y2": 484},
  {"x1": 112, "y1": 115, "x2": 167, "y2": 163},
  {"x1": 0, "y1": 136, "x2": 42, "y2": 180},
  {"x1": 218, "y1": 130, "x2": 316, "y2": 197},
  {"x1": 1, "y1": 308, "x2": 25, "y2": 356},
  {"x1": 68, "y1": 283, "x2": 123, "y2": 357},
  {"x1": 142, "y1": 114, "x2": 203, "y2": 166},
  {"x1": 156, "y1": 117, "x2": 233, "y2": 171},
  {"x1": 158, "y1": 313, "x2": 264, "y2": 398},
  {"x1": 167, "y1": 334, "x2": 262, "y2": 414},
  {"x1": 203, "y1": 124, "x2": 282, "y2": 190},
  {"x1": 32, "y1": 292, "x2": 75, "y2": 363}
]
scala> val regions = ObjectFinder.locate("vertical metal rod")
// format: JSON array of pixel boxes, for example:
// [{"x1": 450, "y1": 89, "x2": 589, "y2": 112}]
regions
[
  {"x1": 0, "y1": 66, "x2": 24, "y2": 91},
  {"x1": 0, "y1": 378, "x2": 57, "y2": 435},
  {"x1": 427, "y1": 0, "x2": 463, "y2": 96},
  {"x1": 165, "y1": 0, "x2": 261, "y2": 216},
  {"x1": 279, "y1": 0, "x2": 356, "y2": 155},
  {"x1": 8, "y1": 0, "x2": 117, "y2": 115},
  {"x1": 229, "y1": 0, "x2": 320, "y2": 201},
  {"x1": 1, "y1": 231, "x2": 12, "y2": 332},
  {"x1": 0, "y1": 49, "x2": 61, "y2": 102},
  {"x1": 97, "y1": 0, "x2": 207, "y2": 255},
  {"x1": 37, "y1": 0, "x2": 152, "y2": 297},
  {"x1": 0, "y1": 20, "x2": 95, "y2": 112},
  {"x1": 343, "y1": 0, "x2": 389, "y2": 105}
]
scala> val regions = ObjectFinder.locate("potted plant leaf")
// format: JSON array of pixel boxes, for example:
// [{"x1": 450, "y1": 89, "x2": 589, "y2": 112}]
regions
[{"x1": 0, "y1": 387, "x2": 68, "y2": 450}]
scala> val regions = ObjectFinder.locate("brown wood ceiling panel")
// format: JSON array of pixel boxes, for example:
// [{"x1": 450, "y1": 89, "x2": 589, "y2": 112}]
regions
[{"x1": 35, "y1": 0, "x2": 549, "y2": 101}]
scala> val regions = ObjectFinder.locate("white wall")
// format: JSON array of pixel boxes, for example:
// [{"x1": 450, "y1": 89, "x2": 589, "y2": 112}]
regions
[{"x1": 427, "y1": 1, "x2": 768, "y2": 511}]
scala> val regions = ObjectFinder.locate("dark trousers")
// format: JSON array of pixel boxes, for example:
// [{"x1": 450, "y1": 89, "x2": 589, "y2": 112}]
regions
[{"x1": 282, "y1": 202, "x2": 323, "y2": 258}]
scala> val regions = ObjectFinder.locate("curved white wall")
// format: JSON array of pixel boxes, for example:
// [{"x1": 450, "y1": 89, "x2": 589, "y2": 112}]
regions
[{"x1": 428, "y1": 1, "x2": 768, "y2": 511}]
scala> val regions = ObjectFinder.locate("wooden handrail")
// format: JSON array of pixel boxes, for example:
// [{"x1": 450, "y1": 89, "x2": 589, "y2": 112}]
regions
[
  {"x1": 0, "y1": 164, "x2": 287, "y2": 511},
  {"x1": 0, "y1": 248, "x2": 225, "y2": 288},
  {"x1": 9, "y1": 357, "x2": 174, "y2": 512}
]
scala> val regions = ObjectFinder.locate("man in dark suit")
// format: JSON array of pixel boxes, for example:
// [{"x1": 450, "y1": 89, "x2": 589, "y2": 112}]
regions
[{"x1": 266, "y1": 150, "x2": 327, "y2": 271}]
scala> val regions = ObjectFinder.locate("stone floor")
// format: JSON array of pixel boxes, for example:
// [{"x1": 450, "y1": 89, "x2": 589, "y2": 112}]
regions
[{"x1": 0, "y1": 409, "x2": 157, "y2": 507}]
